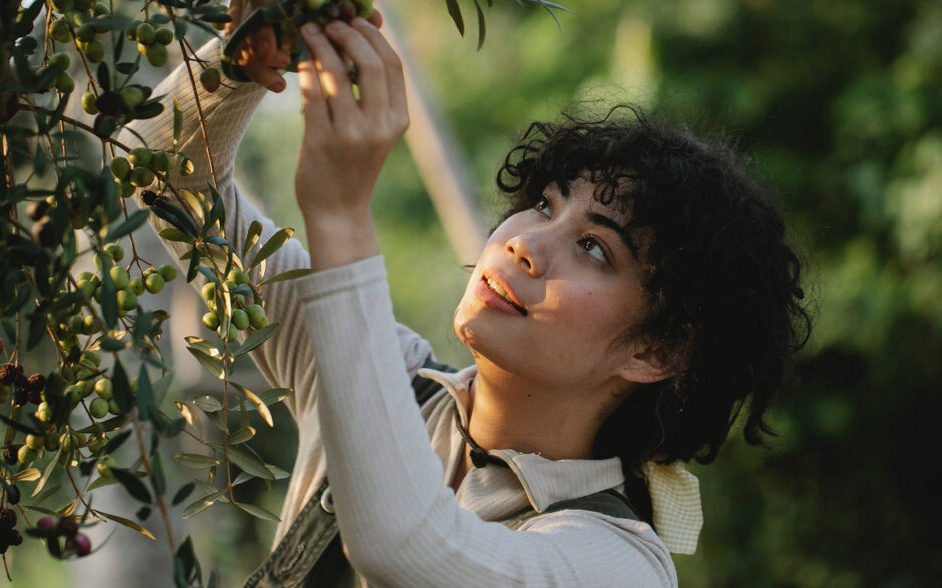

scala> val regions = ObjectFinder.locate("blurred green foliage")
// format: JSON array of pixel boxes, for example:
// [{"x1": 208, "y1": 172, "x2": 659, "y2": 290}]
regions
[{"x1": 228, "y1": 0, "x2": 942, "y2": 585}]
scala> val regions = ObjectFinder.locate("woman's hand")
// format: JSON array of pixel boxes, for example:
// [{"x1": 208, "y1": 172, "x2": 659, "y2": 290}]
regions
[
  {"x1": 225, "y1": 0, "x2": 292, "y2": 92},
  {"x1": 225, "y1": 1, "x2": 385, "y2": 93},
  {"x1": 295, "y1": 18, "x2": 409, "y2": 270}
]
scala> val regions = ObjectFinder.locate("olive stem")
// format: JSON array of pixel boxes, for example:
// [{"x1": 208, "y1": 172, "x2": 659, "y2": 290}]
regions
[
  {"x1": 132, "y1": 413, "x2": 176, "y2": 553},
  {"x1": 16, "y1": 102, "x2": 133, "y2": 153}
]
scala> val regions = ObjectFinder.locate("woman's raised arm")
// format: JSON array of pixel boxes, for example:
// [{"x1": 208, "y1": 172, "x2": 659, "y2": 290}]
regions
[{"x1": 119, "y1": 25, "x2": 429, "y2": 422}]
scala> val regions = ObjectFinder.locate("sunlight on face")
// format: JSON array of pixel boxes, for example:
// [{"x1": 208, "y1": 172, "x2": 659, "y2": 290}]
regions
[{"x1": 453, "y1": 177, "x2": 651, "y2": 390}]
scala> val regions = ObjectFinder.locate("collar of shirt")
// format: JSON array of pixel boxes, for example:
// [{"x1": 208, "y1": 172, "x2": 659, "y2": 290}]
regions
[{"x1": 417, "y1": 364, "x2": 703, "y2": 555}]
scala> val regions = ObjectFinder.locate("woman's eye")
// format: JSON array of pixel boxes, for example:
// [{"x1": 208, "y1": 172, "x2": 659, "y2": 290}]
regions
[
  {"x1": 533, "y1": 196, "x2": 551, "y2": 216},
  {"x1": 578, "y1": 236, "x2": 609, "y2": 264}
]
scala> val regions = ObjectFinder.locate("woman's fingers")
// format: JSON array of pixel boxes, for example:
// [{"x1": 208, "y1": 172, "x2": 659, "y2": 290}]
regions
[
  {"x1": 298, "y1": 56, "x2": 330, "y2": 131},
  {"x1": 350, "y1": 17, "x2": 408, "y2": 132},
  {"x1": 322, "y1": 21, "x2": 387, "y2": 118},
  {"x1": 366, "y1": 8, "x2": 383, "y2": 29},
  {"x1": 300, "y1": 23, "x2": 359, "y2": 123},
  {"x1": 243, "y1": 59, "x2": 286, "y2": 92},
  {"x1": 238, "y1": 25, "x2": 287, "y2": 92}
]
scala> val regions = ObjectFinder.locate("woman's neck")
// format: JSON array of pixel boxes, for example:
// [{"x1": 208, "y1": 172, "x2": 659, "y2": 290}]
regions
[{"x1": 450, "y1": 361, "x2": 608, "y2": 490}]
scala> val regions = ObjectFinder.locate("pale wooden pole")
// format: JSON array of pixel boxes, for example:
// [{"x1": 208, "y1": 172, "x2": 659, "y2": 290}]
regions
[{"x1": 378, "y1": 2, "x2": 488, "y2": 265}]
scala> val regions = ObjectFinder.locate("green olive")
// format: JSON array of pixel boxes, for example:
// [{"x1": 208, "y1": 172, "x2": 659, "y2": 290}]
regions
[
  {"x1": 49, "y1": 52, "x2": 71, "y2": 70},
  {"x1": 56, "y1": 71, "x2": 75, "y2": 93},
  {"x1": 129, "y1": 278, "x2": 145, "y2": 296},
  {"x1": 246, "y1": 304, "x2": 269, "y2": 329},
  {"x1": 145, "y1": 44, "x2": 168, "y2": 67},
  {"x1": 25, "y1": 434, "x2": 45, "y2": 450},
  {"x1": 231, "y1": 309, "x2": 249, "y2": 330},
  {"x1": 117, "y1": 289, "x2": 138, "y2": 311},
  {"x1": 128, "y1": 148, "x2": 151, "y2": 167},
  {"x1": 89, "y1": 397, "x2": 109, "y2": 419},
  {"x1": 120, "y1": 86, "x2": 145, "y2": 109},
  {"x1": 104, "y1": 242, "x2": 124, "y2": 262},
  {"x1": 154, "y1": 27, "x2": 174, "y2": 45},
  {"x1": 136, "y1": 22, "x2": 155, "y2": 45},
  {"x1": 202, "y1": 312, "x2": 219, "y2": 330},
  {"x1": 119, "y1": 181, "x2": 135, "y2": 198},
  {"x1": 110, "y1": 156, "x2": 131, "y2": 180},
  {"x1": 49, "y1": 20, "x2": 73, "y2": 43},
  {"x1": 79, "y1": 379, "x2": 95, "y2": 397},
  {"x1": 227, "y1": 269, "x2": 250, "y2": 285},
  {"x1": 94, "y1": 378, "x2": 112, "y2": 400},
  {"x1": 66, "y1": 314, "x2": 83, "y2": 334},
  {"x1": 157, "y1": 263, "x2": 178, "y2": 282},
  {"x1": 84, "y1": 40, "x2": 105, "y2": 63},
  {"x1": 151, "y1": 150, "x2": 171, "y2": 172},
  {"x1": 76, "y1": 23, "x2": 96, "y2": 42},
  {"x1": 129, "y1": 167, "x2": 155, "y2": 187},
  {"x1": 81, "y1": 91, "x2": 99, "y2": 115},
  {"x1": 126, "y1": 19, "x2": 143, "y2": 40},
  {"x1": 144, "y1": 273, "x2": 165, "y2": 293},
  {"x1": 35, "y1": 402, "x2": 52, "y2": 423},
  {"x1": 200, "y1": 67, "x2": 221, "y2": 93},
  {"x1": 109, "y1": 266, "x2": 129, "y2": 289},
  {"x1": 217, "y1": 323, "x2": 238, "y2": 342},
  {"x1": 96, "y1": 456, "x2": 115, "y2": 478},
  {"x1": 17, "y1": 445, "x2": 39, "y2": 465},
  {"x1": 81, "y1": 351, "x2": 101, "y2": 366}
]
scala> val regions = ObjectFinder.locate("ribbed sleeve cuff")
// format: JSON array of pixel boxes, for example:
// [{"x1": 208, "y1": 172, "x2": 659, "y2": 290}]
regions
[{"x1": 295, "y1": 255, "x2": 387, "y2": 304}]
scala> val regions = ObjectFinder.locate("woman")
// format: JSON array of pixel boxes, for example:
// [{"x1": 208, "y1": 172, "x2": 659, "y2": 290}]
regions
[{"x1": 129, "y1": 5, "x2": 809, "y2": 586}]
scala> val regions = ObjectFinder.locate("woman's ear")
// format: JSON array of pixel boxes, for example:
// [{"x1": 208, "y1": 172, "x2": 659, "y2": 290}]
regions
[{"x1": 612, "y1": 340, "x2": 683, "y2": 385}]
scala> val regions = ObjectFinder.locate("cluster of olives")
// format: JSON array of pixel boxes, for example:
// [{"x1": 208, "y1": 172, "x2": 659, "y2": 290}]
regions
[
  {"x1": 36, "y1": 515, "x2": 92, "y2": 557},
  {"x1": 81, "y1": 246, "x2": 179, "y2": 318},
  {"x1": 125, "y1": 18, "x2": 175, "y2": 68},
  {"x1": 0, "y1": 363, "x2": 45, "y2": 407},
  {"x1": 0, "y1": 508, "x2": 24, "y2": 556},
  {"x1": 40, "y1": 50, "x2": 76, "y2": 94},
  {"x1": 1, "y1": 351, "x2": 119, "y2": 467},
  {"x1": 47, "y1": 0, "x2": 113, "y2": 65},
  {"x1": 306, "y1": 0, "x2": 374, "y2": 22},
  {"x1": 200, "y1": 270, "x2": 270, "y2": 342},
  {"x1": 61, "y1": 351, "x2": 111, "y2": 421},
  {"x1": 108, "y1": 148, "x2": 174, "y2": 196},
  {"x1": 79, "y1": 84, "x2": 151, "y2": 120}
]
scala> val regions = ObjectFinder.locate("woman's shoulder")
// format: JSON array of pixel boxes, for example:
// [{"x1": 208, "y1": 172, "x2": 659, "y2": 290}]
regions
[{"x1": 516, "y1": 507, "x2": 678, "y2": 587}]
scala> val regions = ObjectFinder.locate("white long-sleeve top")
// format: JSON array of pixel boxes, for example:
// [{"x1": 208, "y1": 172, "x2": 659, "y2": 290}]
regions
[{"x1": 126, "y1": 39, "x2": 679, "y2": 587}]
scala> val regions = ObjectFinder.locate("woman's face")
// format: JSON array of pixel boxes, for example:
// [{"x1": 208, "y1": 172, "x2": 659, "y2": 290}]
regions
[{"x1": 454, "y1": 176, "x2": 654, "y2": 391}]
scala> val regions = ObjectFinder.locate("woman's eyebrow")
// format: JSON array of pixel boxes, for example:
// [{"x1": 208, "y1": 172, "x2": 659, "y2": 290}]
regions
[{"x1": 585, "y1": 211, "x2": 632, "y2": 250}]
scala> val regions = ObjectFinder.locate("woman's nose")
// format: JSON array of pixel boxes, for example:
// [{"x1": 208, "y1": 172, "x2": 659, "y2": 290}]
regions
[{"x1": 505, "y1": 233, "x2": 544, "y2": 276}]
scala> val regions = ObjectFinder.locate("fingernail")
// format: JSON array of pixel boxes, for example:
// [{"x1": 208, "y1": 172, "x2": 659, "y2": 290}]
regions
[
  {"x1": 326, "y1": 20, "x2": 343, "y2": 32},
  {"x1": 302, "y1": 23, "x2": 320, "y2": 36}
]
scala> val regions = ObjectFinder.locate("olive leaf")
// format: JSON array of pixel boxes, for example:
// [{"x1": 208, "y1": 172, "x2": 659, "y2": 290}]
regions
[
  {"x1": 249, "y1": 228, "x2": 294, "y2": 269},
  {"x1": 97, "y1": 510, "x2": 157, "y2": 541},
  {"x1": 172, "y1": 453, "x2": 222, "y2": 469},
  {"x1": 233, "y1": 323, "x2": 278, "y2": 358},
  {"x1": 112, "y1": 468, "x2": 153, "y2": 504},
  {"x1": 233, "y1": 501, "x2": 280, "y2": 522}
]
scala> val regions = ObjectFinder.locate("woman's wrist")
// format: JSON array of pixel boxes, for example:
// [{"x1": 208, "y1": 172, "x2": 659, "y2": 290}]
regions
[{"x1": 303, "y1": 209, "x2": 379, "y2": 272}]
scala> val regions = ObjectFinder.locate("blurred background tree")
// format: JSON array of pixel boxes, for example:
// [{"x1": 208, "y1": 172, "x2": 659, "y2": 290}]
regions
[{"x1": 11, "y1": 0, "x2": 941, "y2": 585}]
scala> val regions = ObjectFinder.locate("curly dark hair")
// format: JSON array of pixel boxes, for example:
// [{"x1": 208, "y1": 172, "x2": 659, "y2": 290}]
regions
[{"x1": 495, "y1": 105, "x2": 812, "y2": 523}]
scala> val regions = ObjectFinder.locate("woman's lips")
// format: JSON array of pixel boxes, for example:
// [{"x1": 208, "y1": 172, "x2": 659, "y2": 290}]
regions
[{"x1": 475, "y1": 276, "x2": 527, "y2": 316}]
